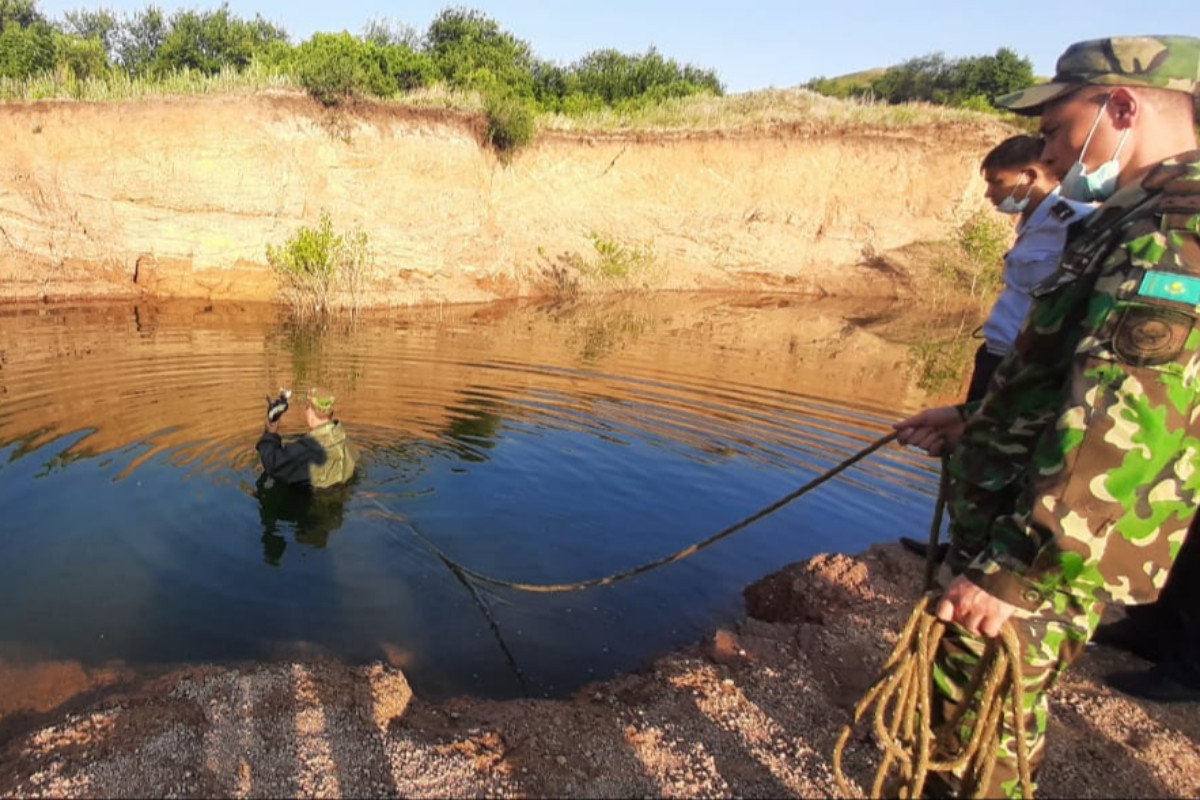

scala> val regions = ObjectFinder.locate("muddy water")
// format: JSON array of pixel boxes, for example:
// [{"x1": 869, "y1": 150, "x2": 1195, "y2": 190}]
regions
[{"x1": 0, "y1": 294, "x2": 958, "y2": 701}]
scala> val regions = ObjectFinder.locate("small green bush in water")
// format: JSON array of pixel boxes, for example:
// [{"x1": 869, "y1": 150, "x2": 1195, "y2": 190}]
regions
[
  {"x1": 266, "y1": 211, "x2": 373, "y2": 315},
  {"x1": 580, "y1": 232, "x2": 660, "y2": 289}
]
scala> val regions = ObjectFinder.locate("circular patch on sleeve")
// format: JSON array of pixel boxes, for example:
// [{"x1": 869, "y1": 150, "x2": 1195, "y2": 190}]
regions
[{"x1": 1112, "y1": 306, "x2": 1194, "y2": 367}]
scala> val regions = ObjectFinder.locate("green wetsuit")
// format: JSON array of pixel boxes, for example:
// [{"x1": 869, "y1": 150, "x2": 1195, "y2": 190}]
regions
[{"x1": 256, "y1": 420, "x2": 357, "y2": 489}]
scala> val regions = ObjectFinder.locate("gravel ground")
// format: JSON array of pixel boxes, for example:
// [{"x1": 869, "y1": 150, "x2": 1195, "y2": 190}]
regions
[{"x1": 1, "y1": 544, "x2": 1197, "y2": 799}]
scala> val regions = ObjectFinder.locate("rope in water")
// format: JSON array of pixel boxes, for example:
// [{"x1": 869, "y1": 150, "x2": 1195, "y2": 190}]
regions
[
  {"x1": 372, "y1": 431, "x2": 899, "y2": 594},
  {"x1": 831, "y1": 593, "x2": 1033, "y2": 799},
  {"x1": 366, "y1": 418, "x2": 1033, "y2": 797}
]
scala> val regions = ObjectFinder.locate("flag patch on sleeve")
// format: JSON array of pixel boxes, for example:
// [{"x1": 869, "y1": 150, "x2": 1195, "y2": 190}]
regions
[{"x1": 1136, "y1": 271, "x2": 1200, "y2": 306}]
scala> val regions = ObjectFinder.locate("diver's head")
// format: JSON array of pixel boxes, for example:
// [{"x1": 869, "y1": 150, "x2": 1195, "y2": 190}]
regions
[{"x1": 305, "y1": 386, "x2": 337, "y2": 428}]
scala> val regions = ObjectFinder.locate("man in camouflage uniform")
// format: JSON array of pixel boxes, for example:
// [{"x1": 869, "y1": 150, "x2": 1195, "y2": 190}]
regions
[
  {"x1": 1101, "y1": 513, "x2": 1200, "y2": 701},
  {"x1": 895, "y1": 36, "x2": 1200, "y2": 797},
  {"x1": 257, "y1": 386, "x2": 357, "y2": 489}
]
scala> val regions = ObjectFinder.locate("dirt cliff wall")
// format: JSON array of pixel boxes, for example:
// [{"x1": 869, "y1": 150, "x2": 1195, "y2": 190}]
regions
[{"x1": 0, "y1": 93, "x2": 1012, "y2": 305}]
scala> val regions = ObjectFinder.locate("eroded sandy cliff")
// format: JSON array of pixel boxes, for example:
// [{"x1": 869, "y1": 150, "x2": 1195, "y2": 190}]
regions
[{"x1": 0, "y1": 93, "x2": 1013, "y2": 305}]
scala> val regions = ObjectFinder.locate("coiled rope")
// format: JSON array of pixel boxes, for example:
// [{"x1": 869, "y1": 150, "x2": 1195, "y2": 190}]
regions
[
  {"x1": 370, "y1": 431, "x2": 899, "y2": 594},
  {"x1": 832, "y1": 593, "x2": 1033, "y2": 799}
]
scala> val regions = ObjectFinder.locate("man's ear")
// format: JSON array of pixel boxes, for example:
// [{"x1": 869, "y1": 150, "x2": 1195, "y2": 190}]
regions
[
  {"x1": 1027, "y1": 163, "x2": 1053, "y2": 188},
  {"x1": 1108, "y1": 87, "x2": 1138, "y2": 130}
]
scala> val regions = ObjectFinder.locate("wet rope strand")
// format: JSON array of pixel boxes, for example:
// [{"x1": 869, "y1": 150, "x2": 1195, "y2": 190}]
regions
[
  {"x1": 832, "y1": 594, "x2": 1033, "y2": 799},
  {"x1": 370, "y1": 431, "x2": 899, "y2": 594}
]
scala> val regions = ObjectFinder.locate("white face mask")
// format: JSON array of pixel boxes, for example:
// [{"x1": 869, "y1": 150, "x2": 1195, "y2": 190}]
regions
[
  {"x1": 1059, "y1": 97, "x2": 1130, "y2": 203},
  {"x1": 996, "y1": 176, "x2": 1034, "y2": 215}
]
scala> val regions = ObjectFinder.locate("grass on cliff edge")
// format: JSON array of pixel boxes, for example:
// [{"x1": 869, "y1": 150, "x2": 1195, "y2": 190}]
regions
[{"x1": 1, "y1": 65, "x2": 1010, "y2": 134}]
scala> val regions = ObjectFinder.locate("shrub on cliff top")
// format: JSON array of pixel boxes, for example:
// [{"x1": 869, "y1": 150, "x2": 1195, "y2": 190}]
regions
[
  {"x1": 426, "y1": 7, "x2": 535, "y2": 97},
  {"x1": 532, "y1": 46, "x2": 723, "y2": 114},
  {"x1": 484, "y1": 88, "x2": 535, "y2": 155},
  {"x1": 291, "y1": 31, "x2": 434, "y2": 105}
]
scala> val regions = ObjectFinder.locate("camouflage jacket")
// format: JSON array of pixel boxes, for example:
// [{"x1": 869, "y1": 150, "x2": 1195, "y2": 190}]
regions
[
  {"x1": 947, "y1": 149, "x2": 1200, "y2": 612},
  {"x1": 257, "y1": 420, "x2": 357, "y2": 490}
]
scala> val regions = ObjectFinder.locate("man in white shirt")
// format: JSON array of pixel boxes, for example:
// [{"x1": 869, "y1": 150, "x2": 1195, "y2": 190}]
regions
[
  {"x1": 967, "y1": 134, "x2": 1096, "y2": 401},
  {"x1": 901, "y1": 135, "x2": 1095, "y2": 560}
]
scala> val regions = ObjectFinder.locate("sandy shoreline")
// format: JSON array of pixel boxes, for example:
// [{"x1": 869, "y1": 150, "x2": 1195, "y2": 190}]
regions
[{"x1": 1, "y1": 544, "x2": 1198, "y2": 798}]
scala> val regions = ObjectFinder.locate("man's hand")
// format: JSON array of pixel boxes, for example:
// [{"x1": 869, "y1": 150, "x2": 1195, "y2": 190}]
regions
[
  {"x1": 935, "y1": 575, "x2": 1018, "y2": 639},
  {"x1": 265, "y1": 420, "x2": 280, "y2": 435},
  {"x1": 894, "y1": 405, "x2": 966, "y2": 457}
]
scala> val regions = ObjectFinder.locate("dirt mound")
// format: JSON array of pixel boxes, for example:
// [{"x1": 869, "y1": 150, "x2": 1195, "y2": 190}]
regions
[{"x1": 743, "y1": 552, "x2": 878, "y2": 624}]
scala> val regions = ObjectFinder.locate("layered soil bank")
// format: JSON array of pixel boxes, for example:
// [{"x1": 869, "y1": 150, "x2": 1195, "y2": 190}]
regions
[
  {"x1": 1, "y1": 93, "x2": 1013, "y2": 305},
  {"x1": 1, "y1": 545, "x2": 1196, "y2": 799}
]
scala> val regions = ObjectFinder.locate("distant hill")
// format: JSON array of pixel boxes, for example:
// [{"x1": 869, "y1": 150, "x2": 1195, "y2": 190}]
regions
[
  {"x1": 805, "y1": 49, "x2": 1037, "y2": 115},
  {"x1": 803, "y1": 67, "x2": 886, "y2": 96},
  {"x1": 828, "y1": 67, "x2": 888, "y2": 85},
  {"x1": 803, "y1": 68, "x2": 883, "y2": 98}
]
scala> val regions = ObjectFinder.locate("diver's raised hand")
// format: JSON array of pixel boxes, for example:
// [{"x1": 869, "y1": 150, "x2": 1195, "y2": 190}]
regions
[{"x1": 266, "y1": 390, "x2": 291, "y2": 424}]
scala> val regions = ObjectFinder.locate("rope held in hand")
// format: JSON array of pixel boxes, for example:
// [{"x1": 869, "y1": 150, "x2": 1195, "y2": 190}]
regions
[
  {"x1": 923, "y1": 457, "x2": 950, "y2": 592},
  {"x1": 377, "y1": 431, "x2": 899, "y2": 594},
  {"x1": 831, "y1": 594, "x2": 1033, "y2": 799}
]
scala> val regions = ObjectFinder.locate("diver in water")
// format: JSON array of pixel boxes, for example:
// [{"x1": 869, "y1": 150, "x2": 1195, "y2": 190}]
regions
[
  {"x1": 255, "y1": 386, "x2": 358, "y2": 566},
  {"x1": 257, "y1": 386, "x2": 357, "y2": 489}
]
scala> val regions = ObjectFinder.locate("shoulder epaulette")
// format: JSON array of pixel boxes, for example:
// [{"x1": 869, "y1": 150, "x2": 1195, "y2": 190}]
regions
[
  {"x1": 1049, "y1": 201, "x2": 1076, "y2": 222},
  {"x1": 1150, "y1": 149, "x2": 1200, "y2": 219}
]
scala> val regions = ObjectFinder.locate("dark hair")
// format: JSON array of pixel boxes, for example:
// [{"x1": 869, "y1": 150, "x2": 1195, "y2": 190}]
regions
[{"x1": 981, "y1": 135, "x2": 1044, "y2": 172}]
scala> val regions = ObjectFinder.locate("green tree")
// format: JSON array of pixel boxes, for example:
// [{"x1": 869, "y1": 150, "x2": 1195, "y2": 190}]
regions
[
  {"x1": 60, "y1": 6, "x2": 118, "y2": 61},
  {"x1": 965, "y1": 47, "x2": 1035, "y2": 102},
  {"x1": 150, "y1": 3, "x2": 287, "y2": 76},
  {"x1": 866, "y1": 48, "x2": 1034, "y2": 109},
  {"x1": 531, "y1": 58, "x2": 569, "y2": 110},
  {"x1": 360, "y1": 16, "x2": 419, "y2": 49},
  {"x1": 378, "y1": 42, "x2": 436, "y2": 91},
  {"x1": 292, "y1": 31, "x2": 432, "y2": 104},
  {"x1": 804, "y1": 75, "x2": 871, "y2": 99},
  {"x1": 870, "y1": 53, "x2": 950, "y2": 104},
  {"x1": 534, "y1": 46, "x2": 723, "y2": 112},
  {"x1": 0, "y1": 0, "x2": 45, "y2": 28},
  {"x1": 54, "y1": 31, "x2": 110, "y2": 80},
  {"x1": 0, "y1": 1, "x2": 54, "y2": 80},
  {"x1": 424, "y1": 6, "x2": 535, "y2": 95},
  {"x1": 112, "y1": 5, "x2": 166, "y2": 77}
]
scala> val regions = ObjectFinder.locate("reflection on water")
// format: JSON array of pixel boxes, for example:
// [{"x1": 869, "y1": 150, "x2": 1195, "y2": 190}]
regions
[
  {"x1": 0, "y1": 294, "x2": 960, "y2": 700},
  {"x1": 255, "y1": 475, "x2": 357, "y2": 566}
]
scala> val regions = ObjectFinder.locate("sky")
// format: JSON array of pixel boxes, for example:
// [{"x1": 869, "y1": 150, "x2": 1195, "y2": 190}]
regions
[{"x1": 33, "y1": 0, "x2": 1200, "y2": 93}]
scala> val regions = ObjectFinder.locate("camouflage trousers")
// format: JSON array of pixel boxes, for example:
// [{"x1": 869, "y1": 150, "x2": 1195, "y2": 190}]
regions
[{"x1": 928, "y1": 583, "x2": 1102, "y2": 799}]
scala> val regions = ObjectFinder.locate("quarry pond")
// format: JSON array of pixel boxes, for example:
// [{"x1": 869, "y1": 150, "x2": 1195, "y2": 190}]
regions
[{"x1": 0, "y1": 292, "x2": 950, "y2": 701}]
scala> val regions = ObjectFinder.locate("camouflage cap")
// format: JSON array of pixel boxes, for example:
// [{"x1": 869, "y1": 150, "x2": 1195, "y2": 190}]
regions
[
  {"x1": 995, "y1": 36, "x2": 1200, "y2": 115},
  {"x1": 306, "y1": 386, "x2": 336, "y2": 414}
]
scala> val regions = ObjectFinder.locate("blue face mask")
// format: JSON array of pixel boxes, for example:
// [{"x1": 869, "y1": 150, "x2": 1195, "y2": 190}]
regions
[
  {"x1": 996, "y1": 176, "x2": 1034, "y2": 215},
  {"x1": 1059, "y1": 97, "x2": 1130, "y2": 203}
]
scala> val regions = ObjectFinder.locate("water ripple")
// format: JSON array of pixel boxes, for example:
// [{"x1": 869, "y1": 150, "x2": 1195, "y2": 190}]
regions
[{"x1": 0, "y1": 296, "x2": 950, "y2": 699}]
